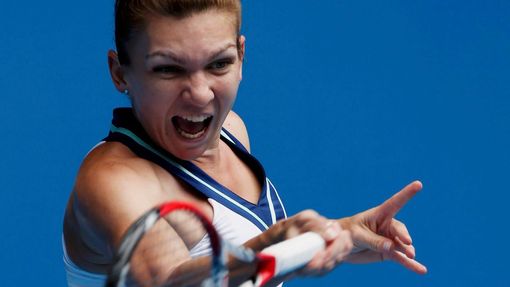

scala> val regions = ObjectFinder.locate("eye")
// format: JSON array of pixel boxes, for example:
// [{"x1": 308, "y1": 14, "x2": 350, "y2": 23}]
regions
[
  {"x1": 207, "y1": 58, "x2": 234, "y2": 71},
  {"x1": 152, "y1": 65, "x2": 186, "y2": 75}
]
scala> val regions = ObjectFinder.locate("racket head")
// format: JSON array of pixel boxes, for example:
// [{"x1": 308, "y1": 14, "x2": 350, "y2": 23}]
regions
[
  {"x1": 106, "y1": 201, "x2": 326, "y2": 287},
  {"x1": 105, "y1": 201, "x2": 224, "y2": 287}
]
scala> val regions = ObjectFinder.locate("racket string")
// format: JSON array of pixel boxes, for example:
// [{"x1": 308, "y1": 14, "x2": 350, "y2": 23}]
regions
[{"x1": 125, "y1": 210, "x2": 215, "y2": 287}]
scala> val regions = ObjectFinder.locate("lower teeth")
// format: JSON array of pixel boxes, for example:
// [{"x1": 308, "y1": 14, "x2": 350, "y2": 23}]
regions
[{"x1": 177, "y1": 128, "x2": 206, "y2": 139}]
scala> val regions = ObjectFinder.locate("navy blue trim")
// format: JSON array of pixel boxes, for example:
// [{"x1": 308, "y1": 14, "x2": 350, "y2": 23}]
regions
[
  {"x1": 104, "y1": 108, "x2": 285, "y2": 230},
  {"x1": 267, "y1": 179, "x2": 286, "y2": 219},
  {"x1": 221, "y1": 128, "x2": 249, "y2": 153},
  {"x1": 220, "y1": 130, "x2": 286, "y2": 222}
]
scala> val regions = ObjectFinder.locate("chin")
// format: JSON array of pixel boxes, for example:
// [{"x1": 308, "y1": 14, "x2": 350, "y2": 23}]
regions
[
  {"x1": 171, "y1": 125, "x2": 222, "y2": 159},
  {"x1": 172, "y1": 146, "x2": 208, "y2": 161}
]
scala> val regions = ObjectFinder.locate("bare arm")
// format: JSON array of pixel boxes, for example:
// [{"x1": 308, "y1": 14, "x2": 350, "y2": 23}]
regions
[
  {"x1": 70, "y1": 141, "x2": 353, "y2": 286},
  {"x1": 111, "y1": 206, "x2": 351, "y2": 286},
  {"x1": 161, "y1": 208, "x2": 350, "y2": 286}
]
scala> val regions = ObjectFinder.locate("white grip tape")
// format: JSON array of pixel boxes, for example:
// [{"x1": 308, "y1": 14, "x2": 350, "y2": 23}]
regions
[{"x1": 261, "y1": 232, "x2": 325, "y2": 276}]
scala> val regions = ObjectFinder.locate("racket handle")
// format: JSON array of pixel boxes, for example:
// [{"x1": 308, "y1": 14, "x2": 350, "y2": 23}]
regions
[{"x1": 255, "y1": 232, "x2": 325, "y2": 286}]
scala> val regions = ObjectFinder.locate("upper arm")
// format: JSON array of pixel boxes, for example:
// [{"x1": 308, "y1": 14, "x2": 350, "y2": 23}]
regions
[
  {"x1": 74, "y1": 159, "x2": 164, "y2": 248},
  {"x1": 223, "y1": 110, "x2": 251, "y2": 152},
  {"x1": 73, "y1": 157, "x2": 195, "y2": 280}
]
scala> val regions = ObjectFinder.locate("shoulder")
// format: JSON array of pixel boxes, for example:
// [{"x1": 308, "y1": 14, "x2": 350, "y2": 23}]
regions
[
  {"x1": 223, "y1": 110, "x2": 251, "y2": 152},
  {"x1": 76, "y1": 142, "x2": 164, "y2": 201},
  {"x1": 71, "y1": 142, "x2": 173, "y2": 246}
]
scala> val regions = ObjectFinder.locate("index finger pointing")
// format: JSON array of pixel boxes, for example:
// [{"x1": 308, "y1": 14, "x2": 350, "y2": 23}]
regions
[{"x1": 378, "y1": 181, "x2": 423, "y2": 218}]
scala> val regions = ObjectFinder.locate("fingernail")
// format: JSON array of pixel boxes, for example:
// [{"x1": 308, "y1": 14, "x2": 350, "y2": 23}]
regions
[{"x1": 325, "y1": 225, "x2": 340, "y2": 240}]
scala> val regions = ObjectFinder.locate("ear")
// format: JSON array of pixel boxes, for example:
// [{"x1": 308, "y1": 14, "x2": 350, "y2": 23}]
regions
[
  {"x1": 108, "y1": 50, "x2": 128, "y2": 93},
  {"x1": 238, "y1": 35, "x2": 246, "y2": 80}
]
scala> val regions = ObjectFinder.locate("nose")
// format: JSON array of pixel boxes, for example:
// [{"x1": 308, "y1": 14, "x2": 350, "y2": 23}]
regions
[{"x1": 182, "y1": 72, "x2": 214, "y2": 107}]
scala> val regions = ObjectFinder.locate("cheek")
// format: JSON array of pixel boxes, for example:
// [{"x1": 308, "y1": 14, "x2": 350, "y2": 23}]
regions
[
  {"x1": 216, "y1": 74, "x2": 240, "y2": 103},
  {"x1": 136, "y1": 81, "x2": 178, "y2": 107},
  {"x1": 130, "y1": 91, "x2": 172, "y2": 128}
]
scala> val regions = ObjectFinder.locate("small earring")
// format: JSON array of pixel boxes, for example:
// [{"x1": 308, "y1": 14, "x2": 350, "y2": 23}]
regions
[{"x1": 123, "y1": 89, "x2": 129, "y2": 95}]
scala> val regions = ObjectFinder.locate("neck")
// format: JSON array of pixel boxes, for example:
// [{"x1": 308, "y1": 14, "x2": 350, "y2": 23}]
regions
[{"x1": 192, "y1": 140, "x2": 225, "y2": 174}]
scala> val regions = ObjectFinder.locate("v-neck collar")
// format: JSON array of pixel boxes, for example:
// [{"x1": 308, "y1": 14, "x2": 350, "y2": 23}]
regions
[{"x1": 105, "y1": 108, "x2": 279, "y2": 230}]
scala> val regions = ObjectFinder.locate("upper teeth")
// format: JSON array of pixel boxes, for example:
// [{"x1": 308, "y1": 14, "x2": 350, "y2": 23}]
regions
[{"x1": 180, "y1": 115, "x2": 211, "y2": 122}]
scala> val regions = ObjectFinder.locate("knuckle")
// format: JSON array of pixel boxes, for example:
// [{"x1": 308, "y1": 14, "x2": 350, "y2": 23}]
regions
[
  {"x1": 300, "y1": 209, "x2": 319, "y2": 218},
  {"x1": 318, "y1": 215, "x2": 328, "y2": 223},
  {"x1": 324, "y1": 260, "x2": 335, "y2": 271},
  {"x1": 374, "y1": 240, "x2": 384, "y2": 251},
  {"x1": 394, "y1": 218, "x2": 407, "y2": 230},
  {"x1": 345, "y1": 237, "x2": 353, "y2": 251},
  {"x1": 350, "y1": 224, "x2": 363, "y2": 239}
]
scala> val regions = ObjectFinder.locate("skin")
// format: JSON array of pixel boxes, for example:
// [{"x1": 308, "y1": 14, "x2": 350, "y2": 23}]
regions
[
  {"x1": 338, "y1": 180, "x2": 428, "y2": 274},
  {"x1": 63, "y1": 7, "x2": 427, "y2": 286},
  {"x1": 63, "y1": 9, "x2": 352, "y2": 286}
]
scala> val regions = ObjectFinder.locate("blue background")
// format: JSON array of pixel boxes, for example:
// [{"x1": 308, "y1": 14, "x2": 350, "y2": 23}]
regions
[{"x1": 1, "y1": 1, "x2": 508, "y2": 286}]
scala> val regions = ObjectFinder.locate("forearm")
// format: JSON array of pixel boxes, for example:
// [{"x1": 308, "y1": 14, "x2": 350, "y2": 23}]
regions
[
  {"x1": 243, "y1": 220, "x2": 286, "y2": 252},
  {"x1": 164, "y1": 255, "x2": 258, "y2": 287}
]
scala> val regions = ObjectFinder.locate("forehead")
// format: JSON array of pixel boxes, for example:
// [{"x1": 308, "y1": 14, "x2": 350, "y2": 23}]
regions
[{"x1": 131, "y1": 10, "x2": 238, "y2": 60}]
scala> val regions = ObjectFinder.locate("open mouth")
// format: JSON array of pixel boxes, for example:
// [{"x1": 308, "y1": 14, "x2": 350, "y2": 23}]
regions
[{"x1": 172, "y1": 115, "x2": 213, "y2": 139}]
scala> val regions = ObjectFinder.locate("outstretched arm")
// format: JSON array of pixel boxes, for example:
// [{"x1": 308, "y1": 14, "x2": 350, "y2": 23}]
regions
[{"x1": 337, "y1": 180, "x2": 428, "y2": 274}]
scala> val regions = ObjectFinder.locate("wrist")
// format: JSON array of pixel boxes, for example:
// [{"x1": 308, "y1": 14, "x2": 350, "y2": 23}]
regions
[
  {"x1": 336, "y1": 217, "x2": 352, "y2": 231},
  {"x1": 244, "y1": 221, "x2": 284, "y2": 251}
]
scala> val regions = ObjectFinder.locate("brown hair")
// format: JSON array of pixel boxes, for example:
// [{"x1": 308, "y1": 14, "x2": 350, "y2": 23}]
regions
[{"x1": 114, "y1": 0, "x2": 242, "y2": 65}]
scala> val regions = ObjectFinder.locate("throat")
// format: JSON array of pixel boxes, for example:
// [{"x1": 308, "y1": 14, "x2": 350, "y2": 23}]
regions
[{"x1": 195, "y1": 143, "x2": 262, "y2": 205}]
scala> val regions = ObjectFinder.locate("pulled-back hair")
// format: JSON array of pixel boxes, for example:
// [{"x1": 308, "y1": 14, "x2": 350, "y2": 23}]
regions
[{"x1": 114, "y1": 0, "x2": 242, "y2": 65}]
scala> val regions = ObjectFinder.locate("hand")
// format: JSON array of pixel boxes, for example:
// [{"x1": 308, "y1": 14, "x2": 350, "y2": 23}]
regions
[
  {"x1": 338, "y1": 180, "x2": 428, "y2": 274},
  {"x1": 280, "y1": 210, "x2": 353, "y2": 276},
  {"x1": 249, "y1": 210, "x2": 353, "y2": 278}
]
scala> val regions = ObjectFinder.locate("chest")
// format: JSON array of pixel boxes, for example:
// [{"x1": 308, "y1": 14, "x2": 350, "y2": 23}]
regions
[
  {"x1": 159, "y1": 142, "x2": 262, "y2": 206},
  {"x1": 207, "y1": 147, "x2": 262, "y2": 205}
]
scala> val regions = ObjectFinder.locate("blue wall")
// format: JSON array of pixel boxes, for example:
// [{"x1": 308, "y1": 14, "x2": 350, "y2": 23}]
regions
[{"x1": 1, "y1": 1, "x2": 508, "y2": 286}]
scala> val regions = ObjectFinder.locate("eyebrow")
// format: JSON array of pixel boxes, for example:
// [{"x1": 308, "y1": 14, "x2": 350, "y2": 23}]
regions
[{"x1": 145, "y1": 43, "x2": 237, "y2": 64}]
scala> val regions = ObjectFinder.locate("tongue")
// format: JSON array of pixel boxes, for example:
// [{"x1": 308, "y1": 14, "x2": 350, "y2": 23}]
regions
[{"x1": 174, "y1": 117, "x2": 206, "y2": 134}]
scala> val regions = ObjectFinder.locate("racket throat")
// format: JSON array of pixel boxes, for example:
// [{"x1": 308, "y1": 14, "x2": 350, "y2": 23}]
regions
[{"x1": 253, "y1": 254, "x2": 277, "y2": 287}]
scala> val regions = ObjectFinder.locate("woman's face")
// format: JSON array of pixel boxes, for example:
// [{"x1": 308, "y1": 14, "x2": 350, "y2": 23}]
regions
[{"x1": 122, "y1": 10, "x2": 244, "y2": 160}]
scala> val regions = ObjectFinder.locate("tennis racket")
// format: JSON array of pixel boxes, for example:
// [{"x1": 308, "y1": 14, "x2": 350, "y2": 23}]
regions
[{"x1": 105, "y1": 201, "x2": 325, "y2": 287}]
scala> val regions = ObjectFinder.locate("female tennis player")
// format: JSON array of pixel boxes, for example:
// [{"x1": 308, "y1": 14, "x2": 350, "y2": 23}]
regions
[{"x1": 63, "y1": 1, "x2": 426, "y2": 286}]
